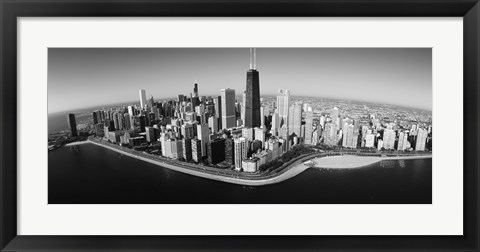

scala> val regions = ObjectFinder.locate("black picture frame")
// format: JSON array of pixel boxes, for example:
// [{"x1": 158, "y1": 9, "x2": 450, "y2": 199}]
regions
[{"x1": 1, "y1": 0, "x2": 478, "y2": 251}]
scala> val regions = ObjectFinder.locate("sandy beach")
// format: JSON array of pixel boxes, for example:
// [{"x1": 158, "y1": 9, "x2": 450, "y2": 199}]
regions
[
  {"x1": 312, "y1": 155, "x2": 432, "y2": 169},
  {"x1": 64, "y1": 141, "x2": 89, "y2": 146}
]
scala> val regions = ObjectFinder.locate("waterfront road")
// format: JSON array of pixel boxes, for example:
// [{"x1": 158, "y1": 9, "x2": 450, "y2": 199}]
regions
[{"x1": 84, "y1": 139, "x2": 432, "y2": 186}]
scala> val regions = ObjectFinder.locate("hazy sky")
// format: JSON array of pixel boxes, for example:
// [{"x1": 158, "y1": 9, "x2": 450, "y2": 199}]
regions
[{"x1": 48, "y1": 48, "x2": 431, "y2": 113}]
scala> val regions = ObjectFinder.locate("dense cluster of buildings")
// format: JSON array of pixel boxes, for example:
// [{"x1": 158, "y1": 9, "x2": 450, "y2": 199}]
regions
[{"x1": 65, "y1": 48, "x2": 433, "y2": 173}]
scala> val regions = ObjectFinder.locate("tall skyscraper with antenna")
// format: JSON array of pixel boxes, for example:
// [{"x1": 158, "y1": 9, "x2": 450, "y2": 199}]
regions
[
  {"x1": 244, "y1": 48, "x2": 261, "y2": 128},
  {"x1": 192, "y1": 82, "x2": 200, "y2": 108},
  {"x1": 193, "y1": 82, "x2": 199, "y2": 97}
]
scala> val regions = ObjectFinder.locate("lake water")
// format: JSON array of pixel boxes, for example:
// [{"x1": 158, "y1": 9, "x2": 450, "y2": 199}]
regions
[{"x1": 48, "y1": 143, "x2": 432, "y2": 204}]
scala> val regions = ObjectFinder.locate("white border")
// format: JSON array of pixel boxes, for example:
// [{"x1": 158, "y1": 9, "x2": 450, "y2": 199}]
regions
[{"x1": 18, "y1": 17, "x2": 463, "y2": 235}]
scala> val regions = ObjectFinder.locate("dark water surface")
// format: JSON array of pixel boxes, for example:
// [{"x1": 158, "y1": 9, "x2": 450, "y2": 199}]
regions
[{"x1": 48, "y1": 144, "x2": 432, "y2": 204}]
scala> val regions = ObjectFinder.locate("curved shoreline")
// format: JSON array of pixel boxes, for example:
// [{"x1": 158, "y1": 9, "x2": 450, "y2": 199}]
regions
[{"x1": 74, "y1": 140, "x2": 431, "y2": 186}]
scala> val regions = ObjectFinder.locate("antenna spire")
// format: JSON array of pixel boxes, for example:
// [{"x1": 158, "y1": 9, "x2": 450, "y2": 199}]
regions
[
  {"x1": 253, "y1": 48, "x2": 256, "y2": 69},
  {"x1": 249, "y1": 48, "x2": 253, "y2": 69},
  {"x1": 249, "y1": 48, "x2": 257, "y2": 70}
]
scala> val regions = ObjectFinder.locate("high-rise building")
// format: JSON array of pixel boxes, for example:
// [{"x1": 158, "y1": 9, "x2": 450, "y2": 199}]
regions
[
  {"x1": 149, "y1": 95, "x2": 155, "y2": 110},
  {"x1": 197, "y1": 124, "x2": 210, "y2": 157},
  {"x1": 244, "y1": 48, "x2": 261, "y2": 128},
  {"x1": 288, "y1": 105, "x2": 295, "y2": 133},
  {"x1": 128, "y1": 106, "x2": 135, "y2": 117},
  {"x1": 397, "y1": 131, "x2": 405, "y2": 151},
  {"x1": 166, "y1": 138, "x2": 183, "y2": 159},
  {"x1": 331, "y1": 107, "x2": 339, "y2": 129},
  {"x1": 67, "y1": 113, "x2": 78, "y2": 137},
  {"x1": 94, "y1": 123, "x2": 104, "y2": 137},
  {"x1": 139, "y1": 89, "x2": 147, "y2": 110},
  {"x1": 112, "y1": 112, "x2": 119, "y2": 130},
  {"x1": 234, "y1": 137, "x2": 249, "y2": 169},
  {"x1": 251, "y1": 139, "x2": 262, "y2": 153},
  {"x1": 416, "y1": 128, "x2": 428, "y2": 151},
  {"x1": 123, "y1": 113, "x2": 131, "y2": 130},
  {"x1": 92, "y1": 112, "x2": 98, "y2": 125},
  {"x1": 342, "y1": 124, "x2": 356, "y2": 148},
  {"x1": 242, "y1": 127, "x2": 254, "y2": 141},
  {"x1": 288, "y1": 102, "x2": 303, "y2": 137},
  {"x1": 365, "y1": 132, "x2": 375, "y2": 148},
  {"x1": 207, "y1": 138, "x2": 226, "y2": 164},
  {"x1": 182, "y1": 138, "x2": 192, "y2": 161},
  {"x1": 221, "y1": 88, "x2": 236, "y2": 129},
  {"x1": 271, "y1": 112, "x2": 280, "y2": 136},
  {"x1": 319, "y1": 115, "x2": 326, "y2": 130},
  {"x1": 324, "y1": 122, "x2": 337, "y2": 146},
  {"x1": 304, "y1": 111, "x2": 314, "y2": 144},
  {"x1": 193, "y1": 82, "x2": 199, "y2": 97},
  {"x1": 242, "y1": 158, "x2": 259, "y2": 173},
  {"x1": 138, "y1": 115, "x2": 146, "y2": 132},
  {"x1": 224, "y1": 138, "x2": 235, "y2": 166},
  {"x1": 208, "y1": 116, "x2": 219, "y2": 133},
  {"x1": 191, "y1": 138, "x2": 202, "y2": 163},
  {"x1": 213, "y1": 96, "x2": 222, "y2": 129},
  {"x1": 117, "y1": 112, "x2": 124, "y2": 130},
  {"x1": 178, "y1": 94, "x2": 185, "y2": 103},
  {"x1": 145, "y1": 127, "x2": 156, "y2": 143},
  {"x1": 312, "y1": 129, "x2": 320, "y2": 146},
  {"x1": 267, "y1": 138, "x2": 280, "y2": 160},
  {"x1": 254, "y1": 127, "x2": 265, "y2": 148},
  {"x1": 383, "y1": 129, "x2": 396, "y2": 150},
  {"x1": 279, "y1": 124, "x2": 289, "y2": 145},
  {"x1": 159, "y1": 133, "x2": 170, "y2": 157},
  {"x1": 377, "y1": 139, "x2": 384, "y2": 151},
  {"x1": 276, "y1": 89, "x2": 290, "y2": 127},
  {"x1": 181, "y1": 123, "x2": 194, "y2": 140}
]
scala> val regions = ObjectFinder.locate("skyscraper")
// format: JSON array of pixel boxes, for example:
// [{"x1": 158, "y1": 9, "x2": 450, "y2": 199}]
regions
[
  {"x1": 324, "y1": 122, "x2": 337, "y2": 146},
  {"x1": 208, "y1": 116, "x2": 219, "y2": 133},
  {"x1": 254, "y1": 127, "x2": 266, "y2": 148},
  {"x1": 304, "y1": 111, "x2": 314, "y2": 144},
  {"x1": 242, "y1": 127, "x2": 254, "y2": 141},
  {"x1": 398, "y1": 131, "x2": 409, "y2": 151},
  {"x1": 92, "y1": 111, "x2": 98, "y2": 125},
  {"x1": 383, "y1": 129, "x2": 396, "y2": 150},
  {"x1": 139, "y1": 89, "x2": 147, "y2": 110},
  {"x1": 342, "y1": 124, "x2": 357, "y2": 148},
  {"x1": 331, "y1": 107, "x2": 339, "y2": 129},
  {"x1": 207, "y1": 138, "x2": 226, "y2": 165},
  {"x1": 234, "y1": 137, "x2": 249, "y2": 170},
  {"x1": 416, "y1": 128, "x2": 428, "y2": 151},
  {"x1": 197, "y1": 124, "x2": 210, "y2": 157},
  {"x1": 182, "y1": 138, "x2": 192, "y2": 161},
  {"x1": 191, "y1": 138, "x2": 202, "y2": 163},
  {"x1": 221, "y1": 88, "x2": 236, "y2": 129},
  {"x1": 276, "y1": 89, "x2": 290, "y2": 127},
  {"x1": 244, "y1": 48, "x2": 261, "y2": 128},
  {"x1": 288, "y1": 102, "x2": 303, "y2": 137},
  {"x1": 193, "y1": 82, "x2": 198, "y2": 97},
  {"x1": 67, "y1": 113, "x2": 78, "y2": 137},
  {"x1": 271, "y1": 112, "x2": 280, "y2": 136},
  {"x1": 213, "y1": 96, "x2": 222, "y2": 129}
]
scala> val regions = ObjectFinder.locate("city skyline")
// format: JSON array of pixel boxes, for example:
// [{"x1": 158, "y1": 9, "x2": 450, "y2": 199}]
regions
[
  {"x1": 48, "y1": 48, "x2": 432, "y2": 113},
  {"x1": 48, "y1": 47, "x2": 432, "y2": 204}
]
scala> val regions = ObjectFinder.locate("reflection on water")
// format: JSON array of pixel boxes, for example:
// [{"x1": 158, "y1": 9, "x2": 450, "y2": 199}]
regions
[{"x1": 48, "y1": 144, "x2": 432, "y2": 204}]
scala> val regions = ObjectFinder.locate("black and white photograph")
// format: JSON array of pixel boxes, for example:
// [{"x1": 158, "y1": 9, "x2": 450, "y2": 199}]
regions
[{"x1": 47, "y1": 48, "x2": 433, "y2": 204}]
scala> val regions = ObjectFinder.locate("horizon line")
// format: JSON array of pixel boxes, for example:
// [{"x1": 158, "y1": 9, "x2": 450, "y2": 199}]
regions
[{"x1": 48, "y1": 94, "x2": 432, "y2": 115}]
